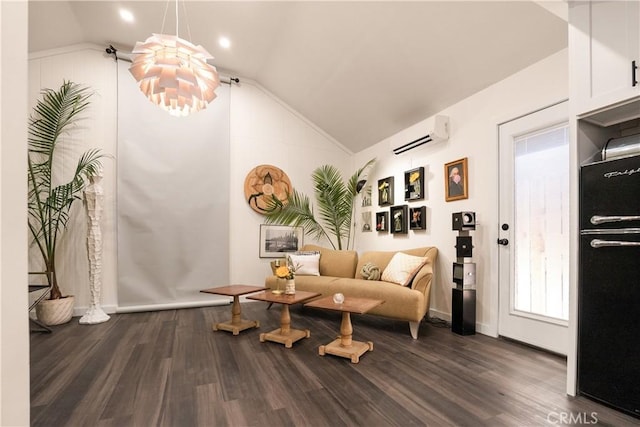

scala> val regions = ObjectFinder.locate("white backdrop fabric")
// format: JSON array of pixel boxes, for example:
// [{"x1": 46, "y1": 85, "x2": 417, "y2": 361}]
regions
[{"x1": 117, "y1": 60, "x2": 230, "y2": 310}]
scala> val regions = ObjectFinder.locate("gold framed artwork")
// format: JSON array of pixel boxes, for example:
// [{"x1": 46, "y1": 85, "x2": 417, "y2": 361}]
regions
[{"x1": 444, "y1": 158, "x2": 468, "y2": 202}]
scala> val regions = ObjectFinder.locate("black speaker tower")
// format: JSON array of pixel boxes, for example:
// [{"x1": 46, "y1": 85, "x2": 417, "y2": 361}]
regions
[{"x1": 451, "y1": 212, "x2": 476, "y2": 336}]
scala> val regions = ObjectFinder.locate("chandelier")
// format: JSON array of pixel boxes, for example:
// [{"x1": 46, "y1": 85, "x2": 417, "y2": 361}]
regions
[{"x1": 129, "y1": 1, "x2": 220, "y2": 116}]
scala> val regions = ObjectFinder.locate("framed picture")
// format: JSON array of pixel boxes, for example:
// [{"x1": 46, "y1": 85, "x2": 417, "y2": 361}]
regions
[
  {"x1": 390, "y1": 205, "x2": 408, "y2": 234},
  {"x1": 375, "y1": 212, "x2": 389, "y2": 232},
  {"x1": 444, "y1": 157, "x2": 468, "y2": 202},
  {"x1": 378, "y1": 176, "x2": 394, "y2": 206},
  {"x1": 361, "y1": 184, "x2": 372, "y2": 207},
  {"x1": 259, "y1": 225, "x2": 304, "y2": 258},
  {"x1": 361, "y1": 211, "x2": 373, "y2": 232},
  {"x1": 404, "y1": 167, "x2": 424, "y2": 201},
  {"x1": 409, "y1": 206, "x2": 426, "y2": 230}
]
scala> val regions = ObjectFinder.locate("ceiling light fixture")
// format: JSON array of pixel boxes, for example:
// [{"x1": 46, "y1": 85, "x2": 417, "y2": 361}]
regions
[
  {"x1": 219, "y1": 37, "x2": 231, "y2": 49},
  {"x1": 129, "y1": 0, "x2": 220, "y2": 117},
  {"x1": 119, "y1": 9, "x2": 134, "y2": 23}
]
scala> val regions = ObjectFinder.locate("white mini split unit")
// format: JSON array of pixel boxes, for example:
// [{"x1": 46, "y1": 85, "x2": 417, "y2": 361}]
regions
[{"x1": 392, "y1": 115, "x2": 450, "y2": 155}]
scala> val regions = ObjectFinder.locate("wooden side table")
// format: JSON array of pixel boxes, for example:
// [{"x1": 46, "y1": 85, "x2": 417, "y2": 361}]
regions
[
  {"x1": 200, "y1": 285, "x2": 266, "y2": 335},
  {"x1": 305, "y1": 295, "x2": 384, "y2": 363},
  {"x1": 247, "y1": 290, "x2": 320, "y2": 348}
]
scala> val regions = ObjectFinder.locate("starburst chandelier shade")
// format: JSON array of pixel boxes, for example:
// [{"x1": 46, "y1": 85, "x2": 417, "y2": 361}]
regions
[{"x1": 129, "y1": 33, "x2": 220, "y2": 116}]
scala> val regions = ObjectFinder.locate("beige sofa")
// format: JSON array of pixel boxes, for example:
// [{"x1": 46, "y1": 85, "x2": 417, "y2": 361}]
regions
[{"x1": 264, "y1": 244, "x2": 438, "y2": 339}]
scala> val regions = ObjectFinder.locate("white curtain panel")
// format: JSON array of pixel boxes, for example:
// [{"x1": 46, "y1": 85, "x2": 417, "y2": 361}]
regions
[{"x1": 117, "y1": 60, "x2": 230, "y2": 310}]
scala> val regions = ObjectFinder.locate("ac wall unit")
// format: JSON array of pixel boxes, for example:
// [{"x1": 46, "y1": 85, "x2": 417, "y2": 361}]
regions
[{"x1": 392, "y1": 115, "x2": 449, "y2": 155}]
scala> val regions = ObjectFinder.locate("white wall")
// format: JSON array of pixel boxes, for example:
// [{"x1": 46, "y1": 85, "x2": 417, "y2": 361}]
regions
[
  {"x1": 228, "y1": 80, "x2": 353, "y2": 284},
  {"x1": 354, "y1": 49, "x2": 568, "y2": 336},
  {"x1": 28, "y1": 46, "x2": 353, "y2": 313},
  {"x1": 1, "y1": 1, "x2": 30, "y2": 425}
]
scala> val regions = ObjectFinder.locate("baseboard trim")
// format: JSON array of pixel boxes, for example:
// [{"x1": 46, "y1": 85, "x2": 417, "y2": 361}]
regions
[{"x1": 427, "y1": 308, "x2": 493, "y2": 337}]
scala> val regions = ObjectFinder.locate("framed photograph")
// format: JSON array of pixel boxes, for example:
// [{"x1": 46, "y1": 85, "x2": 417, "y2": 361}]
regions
[
  {"x1": 445, "y1": 157, "x2": 468, "y2": 202},
  {"x1": 390, "y1": 205, "x2": 408, "y2": 234},
  {"x1": 409, "y1": 206, "x2": 426, "y2": 230},
  {"x1": 404, "y1": 167, "x2": 425, "y2": 201},
  {"x1": 375, "y1": 212, "x2": 389, "y2": 232},
  {"x1": 378, "y1": 176, "x2": 394, "y2": 206},
  {"x1": 361, "y1": 184, "x2": 372, "y2": 207},
  {"x1": 259, "y1": 225, "x2": 304, "y2": 258},
  {"x1": 361, "y1": 211, "x2": 373, "y2": 232}
]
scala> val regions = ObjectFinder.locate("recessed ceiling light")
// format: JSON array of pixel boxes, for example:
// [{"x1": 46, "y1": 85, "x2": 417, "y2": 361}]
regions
[
  {"x1": 219, "y1": 37, "x2": 231, "y2": 49},
  {"x1": 119, "y1": 9, "x2": 134, "y2": 23}
]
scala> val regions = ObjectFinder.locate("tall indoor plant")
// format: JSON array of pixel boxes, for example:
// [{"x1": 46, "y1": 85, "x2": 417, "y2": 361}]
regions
[
  {"x1": 28, "y1": 81, "x2": 104, "y2": 323},
  {"x1": 265, "y1": 159, "x2": 375, "y2": 250}
]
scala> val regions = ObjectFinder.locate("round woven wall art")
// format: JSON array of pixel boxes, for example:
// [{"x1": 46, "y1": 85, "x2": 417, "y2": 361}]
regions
[{"x1": 244, "y1": 164, "x2": 292, "y2": 214}]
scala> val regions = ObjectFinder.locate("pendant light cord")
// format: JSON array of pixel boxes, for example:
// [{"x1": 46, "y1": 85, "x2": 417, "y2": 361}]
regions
[{"x1": 160, "y1": 0, "x2": 170, "y2": 35}]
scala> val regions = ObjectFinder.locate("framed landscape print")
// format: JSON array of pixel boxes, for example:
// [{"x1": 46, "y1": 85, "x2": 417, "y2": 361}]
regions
[
  {"x1": 390, "y1": 205, "x2": 408, "y2": 234},
  {"x1": 404, "y1": 167, "x2": 424, "y2": 201},
  {"x1": 378, "y1": 177, "x2": 394, "y2": 206},
  {"x1": 375, "y1": 212, "x2": 389, "y2": 232},
  {"x1": 259, "y1": 225, "x2": 303, "y2": 258},
  {"x1": 445, "y1": 157, "x2": 468, "y2": 202},
  {"x1": 409, "y1": 206, "x2": 426, "y2": 230}
]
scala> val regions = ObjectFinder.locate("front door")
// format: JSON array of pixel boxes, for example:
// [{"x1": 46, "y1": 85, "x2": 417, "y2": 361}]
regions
[{"x1": 498, "y1": 101, "x2": 569, "y2": 355}]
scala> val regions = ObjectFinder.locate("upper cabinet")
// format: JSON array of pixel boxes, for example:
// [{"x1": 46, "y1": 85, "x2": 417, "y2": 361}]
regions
[{"x1": 570, "y1": 0, "x2": 640, "y2": 116}]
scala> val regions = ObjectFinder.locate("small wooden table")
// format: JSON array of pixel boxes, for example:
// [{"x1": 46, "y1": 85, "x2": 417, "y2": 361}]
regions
[
  {"x1": 305, "y1": 296, "x2": 384, "y2": 363},
  {"x1": 200, "y1": 285, "x2": 266, "y2": 335},
  {"x1": 247, "y1": 290, "x2": 321, "y2": 348}
]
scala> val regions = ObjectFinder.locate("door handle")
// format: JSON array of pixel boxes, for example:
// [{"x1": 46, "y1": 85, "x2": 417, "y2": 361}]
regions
[
  {"x1": 590, "y1": 239, "x2": 640, "y2": 248},
  {"x1": 590, "y1": 215, "x2": 640, "y2": 225},
  {"x1": 633, "y1": 60, "x2": 638, "y2": 87},
  {"x1": 497, "y1": 238, "x2": 509, "y2": 246}
]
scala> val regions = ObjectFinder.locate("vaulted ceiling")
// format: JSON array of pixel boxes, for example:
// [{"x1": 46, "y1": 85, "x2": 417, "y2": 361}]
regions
[{"x1": 29, "y1": 1, "x2": 568, "y2": 153}]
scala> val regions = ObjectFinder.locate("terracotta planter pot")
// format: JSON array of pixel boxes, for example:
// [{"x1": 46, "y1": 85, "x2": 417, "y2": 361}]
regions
[{"x1": 36, "y1": 296, "x2": 75, "y2": 326}]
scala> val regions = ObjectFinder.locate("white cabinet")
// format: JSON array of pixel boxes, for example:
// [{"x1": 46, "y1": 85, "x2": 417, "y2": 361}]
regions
[{"x1": 570, "y1": 0, "x2": 640, "y2": 115}]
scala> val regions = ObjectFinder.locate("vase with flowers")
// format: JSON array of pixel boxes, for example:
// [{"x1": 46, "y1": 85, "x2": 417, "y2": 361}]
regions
[{"x1": 274, "y1": 257, "x2": 299, "y2": 295}]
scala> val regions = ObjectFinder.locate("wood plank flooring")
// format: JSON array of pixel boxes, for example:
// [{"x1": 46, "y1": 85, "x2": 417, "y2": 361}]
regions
[{"x1": 31, "y1": 302, "x2": 640, "y2": 426}]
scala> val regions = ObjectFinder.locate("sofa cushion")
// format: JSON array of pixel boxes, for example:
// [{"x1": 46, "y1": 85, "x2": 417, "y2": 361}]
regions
[
  {"x1": 355, "y1": 247, "x2": 434, "y2": 279},
  {"x1": 302, "y1": 244, "x2": 358, "y2": 278},
  {"x1": 360, "y1": 262, "x2": 381, "y2": 280},
  {"x1": 287, "y1": 252, "x2": 320, "y2": 276},
  {"x1": 381, "y1": 252, "x2": 427, "y2": 286}
]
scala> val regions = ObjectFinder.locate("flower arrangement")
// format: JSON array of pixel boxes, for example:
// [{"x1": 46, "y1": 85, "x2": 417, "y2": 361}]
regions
[{"x1": 275, "y1": 257, "x2": 299, "y2": 280}]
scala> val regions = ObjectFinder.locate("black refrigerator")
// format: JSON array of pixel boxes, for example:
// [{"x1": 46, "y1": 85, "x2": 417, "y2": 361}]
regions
[{"x1": 579, "y1": 154, "x2": 640, "y2": 418}]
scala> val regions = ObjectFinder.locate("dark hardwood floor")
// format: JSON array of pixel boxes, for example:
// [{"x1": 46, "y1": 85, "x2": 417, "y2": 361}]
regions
[{"x1": 31, "y1": 302, "x2": 640, "y2": 426}]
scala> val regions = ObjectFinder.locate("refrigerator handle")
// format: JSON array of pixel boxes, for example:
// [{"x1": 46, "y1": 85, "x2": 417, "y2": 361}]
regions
[
  {"x1": 590, "y1": 239, "x2": 640, "y2": 248},
  {"x1": 590, "y1": 215, "x2": 640, "y2": 225}
]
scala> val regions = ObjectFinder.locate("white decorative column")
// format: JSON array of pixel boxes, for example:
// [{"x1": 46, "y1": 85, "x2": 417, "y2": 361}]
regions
[{"x1": 79, "y1": 171, "x2": 110, "y2": 324}]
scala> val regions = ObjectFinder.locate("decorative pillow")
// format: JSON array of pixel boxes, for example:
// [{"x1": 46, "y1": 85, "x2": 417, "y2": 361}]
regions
[
  {"x1": 287, "y1": 252, "x2": 321, "y2": 276},
  {"x1": 360, "y1": 262, "x2": 381, "y2": 280},
  {"x1": 381, "y1": 252, "x2": 427, "y2": 286}
]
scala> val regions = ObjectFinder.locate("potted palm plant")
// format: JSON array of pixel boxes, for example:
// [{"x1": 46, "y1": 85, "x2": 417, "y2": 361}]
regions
[
  {"x1": 265, "y1": 159, "x2": 375, "y2": 250},
  {"x1": 28, "y1": 80, "x2": 104, "y2": 325}
]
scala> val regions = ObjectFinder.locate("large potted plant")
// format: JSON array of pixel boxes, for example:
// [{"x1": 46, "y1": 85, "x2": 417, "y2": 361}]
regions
[
  {"x1": 265, "y1": 159, "x2": 375, "y2": 250},
  {"x1": 28, "y1": 81, "x2": 104, "y2": 325}
]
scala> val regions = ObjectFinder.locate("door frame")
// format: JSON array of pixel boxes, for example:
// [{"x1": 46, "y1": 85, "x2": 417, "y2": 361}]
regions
[{"x1": 497, "y1": 99, "x2": 570, "y2": 356}]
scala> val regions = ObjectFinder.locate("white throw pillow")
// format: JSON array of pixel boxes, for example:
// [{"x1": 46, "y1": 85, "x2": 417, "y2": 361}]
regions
[
  {"x1": 381, "y1": 252, "x2": 427, "y2": 286},
  {"x1": 287, "y1": 252, "x2": 321, "y2": 276}
]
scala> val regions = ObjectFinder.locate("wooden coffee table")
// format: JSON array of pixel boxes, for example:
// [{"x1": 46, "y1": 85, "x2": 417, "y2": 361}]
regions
[
  {"x1": 247, "y1": 290, "x2": 321, "y2": 348},
  {"x1": 305, "y1": 295, "x2": 384, "y2": 363},
  {"x1": 200, "y1": 285, "x2": 266, "y2": 335}
]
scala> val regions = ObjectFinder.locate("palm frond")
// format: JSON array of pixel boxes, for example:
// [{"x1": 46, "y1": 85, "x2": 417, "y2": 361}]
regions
[{"x1": 263, "y1": 159, "x2": 376, "y2": 250}]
